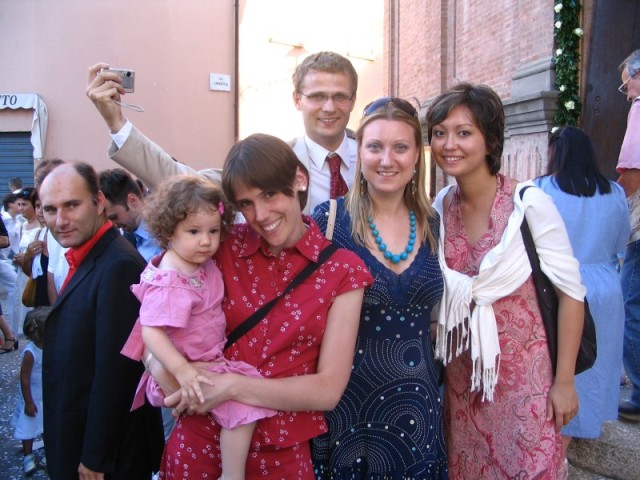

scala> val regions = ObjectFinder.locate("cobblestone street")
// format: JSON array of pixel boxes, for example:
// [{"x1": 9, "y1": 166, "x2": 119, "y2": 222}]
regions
[{"x1": 1, "y1": 332, "x2": 637, "y2": 479}]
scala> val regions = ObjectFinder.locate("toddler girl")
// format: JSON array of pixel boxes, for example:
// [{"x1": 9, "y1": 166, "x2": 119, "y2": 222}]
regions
[
  {"x1": 12, "y1": 306, "x2": 50, "y2": 475},
  {"x1": 121, "y1": 175, "x2": 276, "y2": 480}
]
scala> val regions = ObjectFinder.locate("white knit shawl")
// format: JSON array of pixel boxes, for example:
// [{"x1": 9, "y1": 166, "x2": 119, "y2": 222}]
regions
[{"x1": 433, "y1": 181, "x2": 585, "y2": 402}]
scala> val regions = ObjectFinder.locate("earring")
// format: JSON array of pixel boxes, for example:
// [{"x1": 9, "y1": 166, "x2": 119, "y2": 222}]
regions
[
  {"x1": 360, "y1": 174, "x2": 366, "y2": 197},
  {"x1": 411, "y1": 170, "x2": 417, "y2": 198}
]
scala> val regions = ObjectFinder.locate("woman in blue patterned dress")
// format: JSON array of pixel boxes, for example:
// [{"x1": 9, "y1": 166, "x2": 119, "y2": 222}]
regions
[{"x1": 312, "y1": 97, "x2": 447, "y2": 479}]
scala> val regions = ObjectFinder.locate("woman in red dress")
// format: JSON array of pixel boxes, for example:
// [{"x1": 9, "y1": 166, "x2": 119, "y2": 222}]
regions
[{"x1": 151, "y1": 133, "x2": 373, "y2": 479}]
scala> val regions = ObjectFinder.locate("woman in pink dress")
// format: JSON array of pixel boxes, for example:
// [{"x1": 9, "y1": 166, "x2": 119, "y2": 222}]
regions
[{"x1": 427, "y1": 83, "x2": 586, "y2": 479}]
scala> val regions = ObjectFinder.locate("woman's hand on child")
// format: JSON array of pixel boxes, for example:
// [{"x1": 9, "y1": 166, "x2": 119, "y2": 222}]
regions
[{"x1": 165, "y1": 371, "x2": 238, "y2": 416}]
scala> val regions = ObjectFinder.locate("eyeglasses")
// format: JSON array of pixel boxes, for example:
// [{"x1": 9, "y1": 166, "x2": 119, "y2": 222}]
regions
[
  {"x1": 298, "y1": 92, "x2": 354, "y2": 106},
  {"x1": 363, "y1": 97, "x2": 418, "y2": 118},
  {"x1": 619, "y1": 77, "x2": 631, "y2": 94},
  {"x1": 619, "y1": 73, "x2": 636, "y2": 94}
]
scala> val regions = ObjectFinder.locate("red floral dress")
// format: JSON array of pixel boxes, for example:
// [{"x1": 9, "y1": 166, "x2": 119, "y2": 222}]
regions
[
  {"x1": 442, "y1": 176, "x2": 567, "y2": 479},
  {"x1": 160, "y1": 218, "x2": 373, "y2": 479}
]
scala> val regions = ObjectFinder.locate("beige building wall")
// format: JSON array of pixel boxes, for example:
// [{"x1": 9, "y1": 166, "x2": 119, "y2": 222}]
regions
[
  {"x1": 0, "y1": 0, "x2": 235, "y2": 173},
  {"x1": 0, "y1": 0, "x2": 385, "y2": 180},
  {"x1": 238, "y1": 0, "x2": 385, "y2": 140}
]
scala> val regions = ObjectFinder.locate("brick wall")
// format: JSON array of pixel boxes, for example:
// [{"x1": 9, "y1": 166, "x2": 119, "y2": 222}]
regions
[{"x1": 386, "y1": 0, "x2": 558, "y2": 187}]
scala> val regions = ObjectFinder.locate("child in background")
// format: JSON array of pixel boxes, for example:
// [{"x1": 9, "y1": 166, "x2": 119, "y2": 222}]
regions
[
  {"x1": 121, "y1": 175, "x2": 276, "y2": 480},
  {"x1": 12, "y1": 306, "x2": 50, "y2": 475}
]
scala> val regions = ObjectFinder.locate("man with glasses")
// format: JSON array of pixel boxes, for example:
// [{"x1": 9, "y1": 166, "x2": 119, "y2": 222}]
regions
[
  {"x1": 86, "y1": 51, "x2": 359, "y2": 213},
  {"x1": 289, "y1": 52, "x2": 358, "y2": 211},
  {"x1": 616, "y1": 49, "x2": 640, "y2": 421}
]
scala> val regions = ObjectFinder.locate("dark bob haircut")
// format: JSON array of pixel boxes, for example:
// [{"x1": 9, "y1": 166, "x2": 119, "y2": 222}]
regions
[
  {"x1": 426, "y1": 82, "x2": 505, "y2": 175},
  {"x1": 222, "y1": 133, "x2": 309, "y2": 211}
]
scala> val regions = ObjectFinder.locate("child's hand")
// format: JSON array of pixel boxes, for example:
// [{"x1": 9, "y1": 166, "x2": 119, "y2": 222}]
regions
[
  {"x1": 174, "y1": 363, "x2": 214, "y2": 405},
  {"x1": 24, "y1": 401, "x2": 37, "y2": 417}
]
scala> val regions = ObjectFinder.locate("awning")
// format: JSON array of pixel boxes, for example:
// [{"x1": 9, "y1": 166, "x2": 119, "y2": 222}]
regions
[{"x1": 0, "y1": 93, "x2": 48, "y2": 159}]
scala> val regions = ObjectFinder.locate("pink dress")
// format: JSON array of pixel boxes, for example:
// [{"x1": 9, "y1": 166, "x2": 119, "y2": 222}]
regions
[
  {"x1": 121, "y1": 254, "x2": 276, "y2": 429},
  {"x1": 442, "y1": 176, "x2": 567, "y2": 479}
]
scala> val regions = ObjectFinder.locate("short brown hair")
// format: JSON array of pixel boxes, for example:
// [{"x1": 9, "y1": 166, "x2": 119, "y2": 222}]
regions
[
  {"x1": 99, "y1": 168, "x2": 143, "y2": 206},
  {"x1": 426, "y1": 82, "x2": 504, "y2": 175},
  {"x1": 222, "y1": 133, "x2": 309, "y2": 211},
  {"x1": 292, "y1": 51, "x2": 358, "y2": 96},
  {"x1": 144, "y1": 175, "x2": 234, "y2": 249}
]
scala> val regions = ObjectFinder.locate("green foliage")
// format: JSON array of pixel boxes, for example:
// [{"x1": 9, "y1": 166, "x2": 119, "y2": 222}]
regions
[{"x1": 553, "y1": 1, "x2": 582, "y2": 126}]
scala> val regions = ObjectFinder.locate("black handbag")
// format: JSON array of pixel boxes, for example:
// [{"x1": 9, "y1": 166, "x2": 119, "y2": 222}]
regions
[{"x1": 519, "y1": 187, "x2": 597, "y2": 375}]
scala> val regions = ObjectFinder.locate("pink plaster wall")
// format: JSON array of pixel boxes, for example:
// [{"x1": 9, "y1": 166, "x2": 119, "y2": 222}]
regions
[{"x1": 1, "y1": 0, "x2": 235, "y2": 172}]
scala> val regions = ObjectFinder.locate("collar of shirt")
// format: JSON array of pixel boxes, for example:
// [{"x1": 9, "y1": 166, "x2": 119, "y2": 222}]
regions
[
  {"x1": 64, "y1": 220, "x2": 113, "y2": 272},
  {"x1": 232, "y1": 216, "x2": 327, "y2": 262},
  {"x1": 134, "y1": 219, "x2": 155, "y2": 242},
  {"x1": 134, "y1": 219, "x2": 163, "y2": 261},
  {"x1": 304, "y1": 133, "x2": 352, "y2": 172}
]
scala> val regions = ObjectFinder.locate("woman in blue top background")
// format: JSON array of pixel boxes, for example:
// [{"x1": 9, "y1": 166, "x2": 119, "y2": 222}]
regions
[
  {"x1": 312, "y1": 97, "x2": 447, "y2": 479},
  {"x1": 535, "y1": 126, "x2": 630, "y2": 452}
]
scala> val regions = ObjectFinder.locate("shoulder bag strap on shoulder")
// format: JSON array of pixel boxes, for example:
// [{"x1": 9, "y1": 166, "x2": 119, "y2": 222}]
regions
[
  {"x1": 224, "y1": 243, "x2": 340, "y2": 351},
  {"x1": 326, "y1": 199, "x2": 337, "y2": 240}
]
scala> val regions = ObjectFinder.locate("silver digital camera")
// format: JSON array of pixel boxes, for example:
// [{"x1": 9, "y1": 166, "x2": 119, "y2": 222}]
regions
[{"x1": 102, "y1": 68, "x2": 135, "y2": 93}]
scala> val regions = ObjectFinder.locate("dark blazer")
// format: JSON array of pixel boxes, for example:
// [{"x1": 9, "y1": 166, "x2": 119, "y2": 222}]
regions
[{"x1": 42, "y1": 227, "x2": 164, "y2": 479}]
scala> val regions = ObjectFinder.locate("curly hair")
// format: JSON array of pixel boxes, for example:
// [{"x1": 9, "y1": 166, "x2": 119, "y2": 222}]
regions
[{"x1": 143, "y1": 175, "x2": 235, "y2": 250}]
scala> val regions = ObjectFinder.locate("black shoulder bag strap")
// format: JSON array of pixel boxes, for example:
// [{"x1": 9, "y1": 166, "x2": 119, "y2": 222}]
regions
[
  {"x1": 518, "y1": 186, "x2": 561, "y2": 371},
  {"x1": 224, "y1": 243, "x2": 339, "y2": 351}
]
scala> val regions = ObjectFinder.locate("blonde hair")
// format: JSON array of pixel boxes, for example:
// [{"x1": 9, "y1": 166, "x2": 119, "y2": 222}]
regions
[{"x1": 346, "y1": 102, "x2": 438, "y2": 253}]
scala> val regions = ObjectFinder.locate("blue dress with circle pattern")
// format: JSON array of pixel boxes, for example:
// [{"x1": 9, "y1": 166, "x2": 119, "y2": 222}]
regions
[{"x1": 312, "y1": 198, "x2": 448, "y2": 480}]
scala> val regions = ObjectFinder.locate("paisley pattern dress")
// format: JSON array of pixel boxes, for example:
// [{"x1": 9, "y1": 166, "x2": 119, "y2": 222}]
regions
[{"x1": 442, "y1": 176, "x2": 567, "y2": 479}]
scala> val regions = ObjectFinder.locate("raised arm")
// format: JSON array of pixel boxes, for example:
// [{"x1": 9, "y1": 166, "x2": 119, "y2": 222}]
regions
[{"x1": 86, "y1": 63, "x2": 220, "y2": 189}]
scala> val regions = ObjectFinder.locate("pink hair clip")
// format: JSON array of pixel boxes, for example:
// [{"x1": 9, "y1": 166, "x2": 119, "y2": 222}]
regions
[{"x1": 218, "y1": 201, "x2": 224, "y2": 215}]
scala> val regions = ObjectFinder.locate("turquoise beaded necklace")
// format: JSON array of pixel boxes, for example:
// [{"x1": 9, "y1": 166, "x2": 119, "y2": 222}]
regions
[{"x1": 368, "y1": 210, "x2": 416, "y2": 264}]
